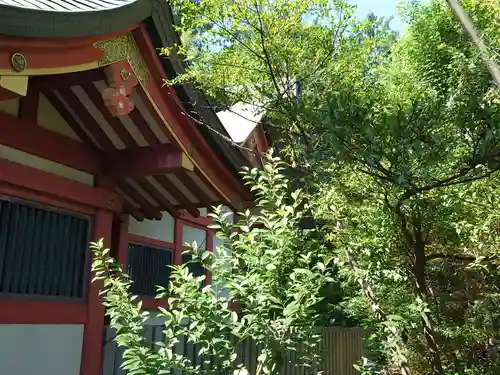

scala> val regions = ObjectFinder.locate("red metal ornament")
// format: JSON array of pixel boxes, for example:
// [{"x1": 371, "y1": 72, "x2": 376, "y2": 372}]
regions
[{"x1": 102, "y1": 60, "x2": 138, "y2": 116}]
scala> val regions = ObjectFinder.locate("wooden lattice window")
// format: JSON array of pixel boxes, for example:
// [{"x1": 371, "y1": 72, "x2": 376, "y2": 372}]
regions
[
  {"x1": 0, "y1": 197, "x2": 91, "y2": 298},
  {"x1": 127, "y1": 243, "x2": 173, "y2": 298}
]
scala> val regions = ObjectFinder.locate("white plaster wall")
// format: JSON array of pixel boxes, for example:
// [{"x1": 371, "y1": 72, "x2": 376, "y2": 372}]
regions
[
  {"x1": 212, "y1": 235, "x2": 231, "y2": 300},
  {"x1": 128, "y1": 211, "x2": 175, "y2": 243},
  {"x1": 211, "y1": 206, "x2": 234, "y2": 299},
  {"x1": 0, "y1": 145, "x2": 94, "y2": 186},
  {"x1": 182, "y1": 225, "x2": 207, "y2": 249},
  {"x1": 0, "y1": 97, "x2": 19, "y2": 116},
  {"x1": 0, "y1": 324, "x2": 84, "y2": 375},
  {"x1": 37, "y1": 93, "x2": 81, "y2": 141}
]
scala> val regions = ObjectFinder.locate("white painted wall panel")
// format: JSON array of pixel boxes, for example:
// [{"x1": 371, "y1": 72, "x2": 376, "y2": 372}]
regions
[
  {"x1": 212, "y1": 235, "x2": 231, "y2": 299},
  {"x1": 37, "y1": 93, "x2": 81, "y2": 141},
  {"x1": 182, "y1": 225, "x2": 207, "y2": 249},
  {"x1": 0, "y1": 97, "x2": 19, "y2": 116},
  {"x1": 128, "y1": 211, "x2": 175, "y2": 243},
  {"x1": 211, "y1": 206, "x2": 234, "y2": 299},
  {"x1": 0, "y1": 324, "x2": 84, "y2": 375}
]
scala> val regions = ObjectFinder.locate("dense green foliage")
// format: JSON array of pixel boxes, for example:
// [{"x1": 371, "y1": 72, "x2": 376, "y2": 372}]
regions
[
  {"x1": 159, "y1": 0, "x2": 500, "y2": 374},
  {"x1": 92, "y1": 154, "x2": 333, "y2": 375}
]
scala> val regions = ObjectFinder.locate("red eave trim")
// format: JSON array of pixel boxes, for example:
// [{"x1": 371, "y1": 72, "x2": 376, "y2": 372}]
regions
[
  {"x1": 132, "y1": 25, "x2": 252, "y2": 206},
  {"x1": 0, "y1": 25, "x2": 140, "y2": 71}
]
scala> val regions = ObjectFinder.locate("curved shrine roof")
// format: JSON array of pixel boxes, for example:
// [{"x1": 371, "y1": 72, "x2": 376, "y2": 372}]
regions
[{"x1": 0, "y1": 0, "x2": 154, "y2": 38}]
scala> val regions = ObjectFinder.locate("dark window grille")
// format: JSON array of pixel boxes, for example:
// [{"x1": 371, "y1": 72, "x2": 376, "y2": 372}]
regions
[
  {"x1": 0, "y1": 197, "x2": 91, "y2": 298},
  {"x1": 127, "y1": 243, "x2": 173, "y2": 297},
  {"x1": 182, "y1": 253, "x2": 206, "y2": 278}
]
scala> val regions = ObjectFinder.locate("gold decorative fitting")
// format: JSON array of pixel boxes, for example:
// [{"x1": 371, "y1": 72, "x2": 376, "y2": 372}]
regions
[
  {"x1": 11, "y1": 53, "x2": 27, "y2": 72},
  {"x1": 120, "y1": 68, "x2": 131, "y2": 81},
  {"x1": 94, "y1": 34, "x2": 148, "y2": 87}
]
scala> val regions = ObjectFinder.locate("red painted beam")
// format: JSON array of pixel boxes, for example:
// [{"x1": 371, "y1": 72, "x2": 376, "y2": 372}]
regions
[
  {"x1": 128, "y1": 102, "x2": 163, "y2": 150},
  {"x1": 135, "y1": 177, "x2": 179, "y2": 217},
  {"x1": 0, "y1": 158, "x2": 122, "y2": 213},
  {"x1": 0, "y1": 182, "x2": 97, "y2": 216},
  {"x1": 175, "y1": 172, "x2": 214, "y2": 208},
  {"x1": 123, "y1": 200, "x2": 146, "y2": 221},
  {"x1": 0, "y1": 44, "x2": 103, "y2": 72},
  {"x1": 140, "y1": 297, "x2": 167, "y2": 310},
  {"x1": 105, "y1": 144, "x2": 190, "y2": 180},
  {"x1": 43, "y1": 91, "x2": 97, "y2": 148},
  {"x1": 57, "y1": 86, "x2": 116, "y2": 151},
  {"x1": 0, "y1": 300, "x2": 87, "y2": 324},
  {"x1": 0, "y1": 87, "x2": 20, "y2": 101},
  {"x1": 118, "y1": 181, "x2": 162, "y2": 220},
  {"x1": 255, "y1": 123, "x2": 269, "y2": 154},
  {"x1": 154, "y1": 174, "x2": 199, "y2": 216},
  {"x1": 18, "y1": 82, "x2": 39, "y2": 123},
  {"x1": 0, "y1": 111, "x2": 104, "y2": 174},
  {"x1": 128, "y1": 233, "x2": 175, "y2": 251},
  {"x1": 179, "y1": 211, "x2": 212, "y2": 228}
]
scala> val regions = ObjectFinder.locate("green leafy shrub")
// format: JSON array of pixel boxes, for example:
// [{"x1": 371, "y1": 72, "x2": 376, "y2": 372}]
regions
[{"x1": 91, "y1": 153, "x2": 334, "y2": 375}]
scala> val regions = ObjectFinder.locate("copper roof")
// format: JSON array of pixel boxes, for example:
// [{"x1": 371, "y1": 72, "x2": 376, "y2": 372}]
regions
[
  {"x1": 0, "y1": 0, "x2": 138, "y2": 12},
  {"x1": 0, "y1": 0, "x2": 154, "y2": 38}
]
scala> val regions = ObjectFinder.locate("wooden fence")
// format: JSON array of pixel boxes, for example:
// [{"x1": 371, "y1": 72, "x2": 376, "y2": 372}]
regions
[{"x1": 102, "y1": 326, "x2": 366, "y2": 375}]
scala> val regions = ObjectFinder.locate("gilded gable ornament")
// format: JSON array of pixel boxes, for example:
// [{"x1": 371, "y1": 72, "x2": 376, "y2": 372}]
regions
[{"x1": 94, "y1": 34, "x2": 148, "y2": 88}]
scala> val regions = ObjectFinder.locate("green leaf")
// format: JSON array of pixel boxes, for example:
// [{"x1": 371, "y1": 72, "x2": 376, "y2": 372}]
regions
[
  {"x1": 231, "y1": 311, "x2": 238, "y2": 323},
  {"x1": 265, "y1": 263, "x2": 276, "y2": 271}
]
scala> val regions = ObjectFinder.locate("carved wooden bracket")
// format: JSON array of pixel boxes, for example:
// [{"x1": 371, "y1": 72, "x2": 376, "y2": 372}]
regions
[{"x1": 101, "y1": 60, "x2": 138, "y2": 116}]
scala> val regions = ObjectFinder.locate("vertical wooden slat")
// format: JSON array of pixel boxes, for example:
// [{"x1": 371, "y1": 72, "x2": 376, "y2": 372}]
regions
[
  {"x1": 18, "y1": 205, "x2": 34, "y2": 293},
  {"x1": 28, "y1": 209, "x2": 43, "y2": 295},
  {"x1": 69, "y1": 218, "x2": 82, "y2": 297},
  {"x1": 101, "y1": 324, "x2": 366, "y2": 375},
  {"x1": 0, "y1": 201, "x2": 9, "y2": 285},
  {"x1": 2, "y1": 203, "x2": 19, "y2": 292},
  {"x1": 59, "y1": 214, "x2": 71, "y2": 296},
  {"x1": 44, "y1": 211, "x2": 58, "y2": 295},
  {"x1": 11, "y1": 205, "x2": 28, "y2": 293}
]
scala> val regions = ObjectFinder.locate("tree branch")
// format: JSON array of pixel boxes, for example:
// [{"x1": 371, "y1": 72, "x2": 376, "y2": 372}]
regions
[{"x1": 254, "y1": 1, "x2": 282, "y2": 99}]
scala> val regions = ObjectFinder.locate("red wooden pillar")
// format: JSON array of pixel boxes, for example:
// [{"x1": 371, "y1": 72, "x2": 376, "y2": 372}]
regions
[
  {"x1": 116, "y1": 214, "x2": 130, "y2": 270},
  {"x1": 174, "y1": 218, "x2": 183, "y2": 266},
  {"x1": 81, "y1": 208, "x2": 113, "y2": 375}
]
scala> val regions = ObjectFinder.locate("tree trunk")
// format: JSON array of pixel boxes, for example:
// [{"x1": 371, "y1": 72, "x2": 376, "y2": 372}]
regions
[
  {"x1": 347, "y1": 249, "x2": 412, "y2": 375},
  {"x1": 413, "y1": 230, "x2": 444, "y2": 375}
]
